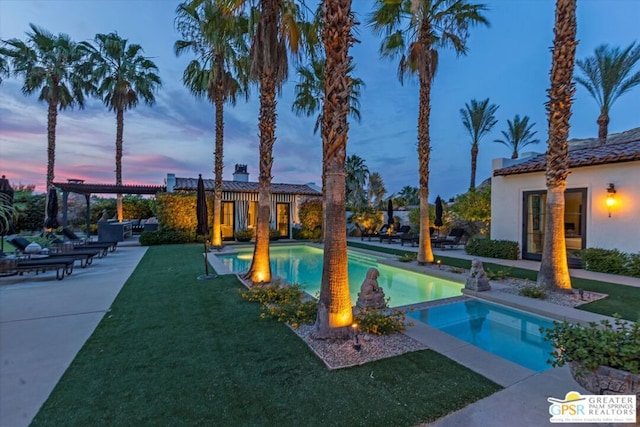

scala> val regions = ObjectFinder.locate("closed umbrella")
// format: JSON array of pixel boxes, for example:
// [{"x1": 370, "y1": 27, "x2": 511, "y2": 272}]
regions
[
  {"x1": 196, "y1": 174, "x2": 216, "y2": 280},
  {"x1": 434, "y1": 196, "x2": 444, "y2": 228},
  {"x1": 44, "y1": 187, "x2": 59, "y2": 230},
  {"x1": 387, "y1": 199, "x2": 394, "y2": 226},
  {"x1": 0, "y1": 175, "x2": 14, "y2": 252}
]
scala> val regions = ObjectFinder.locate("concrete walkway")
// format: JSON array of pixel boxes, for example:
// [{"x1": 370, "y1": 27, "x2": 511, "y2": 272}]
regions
[
  {"x1": 1, "y1": 238, "x2": 637, "y2": 427},
  {"x1": 0, "y1": 241, "x2": 147, "y2": 427}
]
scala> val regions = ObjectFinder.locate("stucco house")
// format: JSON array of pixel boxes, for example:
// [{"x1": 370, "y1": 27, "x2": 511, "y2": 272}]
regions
[
  {"x1": 491, "y1": 128, "x2": 640, "y2": 262},
  {"x1": 166, "y1": 165, "x2": 321, "y2": 240}
]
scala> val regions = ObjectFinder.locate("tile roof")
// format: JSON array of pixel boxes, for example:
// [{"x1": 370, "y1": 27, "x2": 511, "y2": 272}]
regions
[
  {"x1": 494, "y1": 128, "x2": 640, "y2": 176},
  {"x1": 173, "y1": 177, "x2": 321, "y2": 196}
]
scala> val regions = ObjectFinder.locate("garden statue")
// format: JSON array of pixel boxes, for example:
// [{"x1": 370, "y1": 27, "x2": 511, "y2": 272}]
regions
[
  {"x1": 356, "y1": 268, "x2": 388, "y2": 309},
  {"x1": 465, "y1": 259, "x2": 491, "y2": 291}
]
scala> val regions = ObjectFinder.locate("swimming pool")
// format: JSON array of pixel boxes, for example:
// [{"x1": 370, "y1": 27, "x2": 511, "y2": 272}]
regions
[
  {"x1": 217, "y1": 245, "x2": 463, "y2": 307},
  {"x1": 406, "y1": 299, "x2": 555, "y2": 372}
]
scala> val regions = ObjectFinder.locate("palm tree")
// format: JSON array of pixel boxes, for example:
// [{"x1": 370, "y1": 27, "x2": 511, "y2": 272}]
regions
[
  {"x1": 367, "y1": 172, "x2": 386, "y2": 208},
  {"x1": 239, "y1": 0, "x2": 308, "y2": 285},
  {"x1": 345, "y1": 154, "x2": 369, "y2": 210},
  {"x1": 0, "y1": 52, "x2": 9, "y2": 84},
  {"x1": 369, "y1": 0, "x2": 489, "y2": 265},
  {"x1": 3, "y1": 24, "x2": 93, "y2": 189},
  {"x1": 494, "y1": 114, "x2": 539, "y2": 159},
  {"x1": 175, "y1": 0, "x2": 250, "y2": 248},
  {"x1": 85, "y1": 32, "x2": 161, "y2": 221},
  {"x1": 314, "y1": 0, "x2": 355, "y2": 339},
  {"x1": 575, "y1": 42, "x2": 640, "y2": 142},
  {"x1": 292, "y1": 58, "x2": 364, "y2": 134},
  {"x1": 460, "y1": 98, "x2": 499, "y2": 189},
  {"x1": 397, "y1": 185, "x2": 419, "y2": 206},
  {"x1": 537, "y1": 0, "x2": 577, "y2": 291}
]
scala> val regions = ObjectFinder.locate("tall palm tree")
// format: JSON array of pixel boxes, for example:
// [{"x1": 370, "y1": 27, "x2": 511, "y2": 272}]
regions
[
  {"x1": 369, "y1": 0, "x2": 489, "y2": 265},
  {"x1": 314, "y1": 0, "x2": 355, "y2": 339},
  {"x1": 238, "y1": 0, "x2": 307, "y2": 285},
  {"x1": 537, "y1": 0, "x2": 577, "y2": 291},
  {"x1": 367, "y1": 171, "x2": 386, "y2": 208},
  {"x1": 175, "y1": 0, "x2": 250, "y2": 248},
  {"x1": 292, "y1": 58, "x2": 363, "y2": 134},
  {"x1": 345, "y1": 154, "x2": 369, "y2": 210},
  {"x1": 0, "y1": 52, "x2": 9, "y2": 84},
  {"x1": 397, "y1": 185, "x2": 419, "y2": 206},
  {"x1": 575, "y1": 42, "x2": 640, "y2": 142},
  {"x1": 460, "y1": 98, "x2": 498, "y2": 189},
  {"x1": 85, "y1": 32, "x2": 161, "y2": 221},
  {"x1": 3, "y1": 24, "x2": 93, "y2": 189},
  {"x1": 494, "y1": 114, "x2": 539, "y2": 159}
]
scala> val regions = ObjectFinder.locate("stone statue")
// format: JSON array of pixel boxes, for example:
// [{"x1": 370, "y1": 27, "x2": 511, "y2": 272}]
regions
[
  {"x1": 99, "y1": 209, "x2": 109, "y2": 222},
  {"x1": 356, "y1": 268, "x2": 388, "y2": 309},
  {"x1": 465, "y1": 259, "x2": 491, "y2": 292}
]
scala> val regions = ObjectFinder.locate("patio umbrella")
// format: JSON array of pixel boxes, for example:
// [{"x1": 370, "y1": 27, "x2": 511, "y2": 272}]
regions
[
  {"x1": 434, "y1": 196, "x2": 444, "y2": 228},
  {"x1": 196, "y1": 174, "x2": 216, "y2": 280},
  {"x1": 0, "y1": 175, "x2": 14, "y2": 252},
  {"x1": 387, "y1": 199, "x2": 394, "y2": 226},
  {"x1": 44, "y1": 187, "x2": 59, "y2": 230}
]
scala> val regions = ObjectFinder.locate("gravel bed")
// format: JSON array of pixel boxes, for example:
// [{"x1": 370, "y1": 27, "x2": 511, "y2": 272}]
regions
[{"x1": 292, "y1": 324, "x2": 427, "y2": 370}]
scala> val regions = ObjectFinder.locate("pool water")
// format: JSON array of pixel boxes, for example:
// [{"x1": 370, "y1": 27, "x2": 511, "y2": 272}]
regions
[
  {"x1": 406, "y1": 299, "x2": 555, "y2": 372},
  {"x1": 217, "y1": 245, "x2": 463, "y2": 307}
]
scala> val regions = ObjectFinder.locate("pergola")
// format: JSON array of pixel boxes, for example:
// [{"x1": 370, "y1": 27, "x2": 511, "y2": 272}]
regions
[{"x1": 52, "y1": 180, "x2": 165, "y2": 236}]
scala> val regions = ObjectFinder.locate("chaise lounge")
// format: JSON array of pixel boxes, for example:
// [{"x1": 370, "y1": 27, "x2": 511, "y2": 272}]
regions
[
  {"x1": 432, "y1": 228, "x2": 466, "y2": 249},
  {"x1": 62, "y1": 227, "x2": 117, "y2": 253},
  {"x1": 8, "y1": 236, "x2": 101, "y2": 268},
  {"x1": 0, "y1": 252, "x2": 75, "y2": 280}
]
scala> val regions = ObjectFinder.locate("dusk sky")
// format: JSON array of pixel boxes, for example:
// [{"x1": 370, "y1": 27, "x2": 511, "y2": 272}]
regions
[{"x1": 1, "y1": 0, "x2": 638, "y2": 201}]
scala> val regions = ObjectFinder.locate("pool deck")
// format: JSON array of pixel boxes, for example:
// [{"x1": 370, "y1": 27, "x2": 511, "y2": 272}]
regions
[{"x1": 1, "y1": 238, "x2": 638, "y2": 427}]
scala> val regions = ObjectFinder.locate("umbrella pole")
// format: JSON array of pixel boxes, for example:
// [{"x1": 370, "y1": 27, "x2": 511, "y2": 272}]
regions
[{"x1": 204, "y1": 240, "x2": 209, "y2": 276}]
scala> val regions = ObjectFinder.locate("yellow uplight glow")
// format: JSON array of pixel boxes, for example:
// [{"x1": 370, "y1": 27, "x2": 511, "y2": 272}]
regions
[
  {"x1": 606, "y1": 195, "x2": 615, "y2": 207},
  {"x1": 329, "y1": 309, "x2": 353, "y2": 328}
]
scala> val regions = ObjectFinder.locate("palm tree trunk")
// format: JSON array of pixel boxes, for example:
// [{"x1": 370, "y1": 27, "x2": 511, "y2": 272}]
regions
[
  {"x1": 537, "y1": 0, "x2": 576, "y2": 291},
  {"x1": 115, "y1": 108, "x2": 124, "y2": 222},
  {"x1": 417, "y1": 75, "x2": 434, "y2": 264},
  {"x1": 597, "y1": 111, "x2": 609, "y2": 143},
  {"x1": 46, "y1": 100, "x2": 57, "y2": 190},
  {"x1": 470, "y1": 143, "x2": 478, "y2": 189},
  {"x1": 511, "y1": 151, "x2": 518, "y2": 159},
  {"x1": 313, "y1": 0, "x2": 353, "y2": 340},
  {"x1": 212, "y1": 64, "x2": 225, "y2": 248},
  {"x1": 245, "y1": 71, "x2": 276, "y2": 285}
]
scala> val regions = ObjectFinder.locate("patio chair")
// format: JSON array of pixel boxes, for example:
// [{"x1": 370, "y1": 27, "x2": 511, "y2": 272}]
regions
[
  {"x1": 1, "y1": 251, "x2": 74, "y2": 280},
  {"x1": 8, "y1": 236, "x2": 101, "y2": 268},
  {"x1": 432, "y1": 228, "x2": 466, "y2": 249},
  {"x1": 62, "y1": 227, "x2": 117, "y2": 253},
  {"x1": 380, "y1": 225, "x2": 411, "y2": 244},
  {"x1": 361, "y1": 224, "x2": 390, "y2": 241}
]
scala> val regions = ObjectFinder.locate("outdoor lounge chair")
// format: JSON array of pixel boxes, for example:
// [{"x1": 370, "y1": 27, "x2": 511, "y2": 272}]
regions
[
  {"x1": 8, "y1": 236, "x2": 101, "y2": 268},
  {"x1": 62, "y1": 227, "x2": 117, "y2": 253},
  {"x1": 0, "y1": 251, "x2": 74, "y2": 280},
  {"x1": 432, "y1": 228, "x2": 466, "y2": 249},
  {"x1": 380, "y1": 225, "x2": 411, "y2": 244},
  {"x1": 361, "y1": 224, "x2": 390, "y2": 241},
  {"x1": 400, "y1": 227, "x2": 436, "y2": 246}
]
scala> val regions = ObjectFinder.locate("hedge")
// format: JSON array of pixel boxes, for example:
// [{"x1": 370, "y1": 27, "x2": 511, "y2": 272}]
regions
[{"x1": 465, "y1": 237, "x2": 519, "y2": 260}]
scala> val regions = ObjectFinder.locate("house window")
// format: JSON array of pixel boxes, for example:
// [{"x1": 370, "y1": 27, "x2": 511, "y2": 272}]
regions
[
  {"x1": 522, "y1": 188, "x2": 586, "y2": 265},
  {"x1": 247, "y1": 201, "x2": 258, "y2": 230},
  {"x1": 221, "y1": 201, "x2": 234, "y2": 240},
  {"x1": 276, "y1": 203, "x2": 290, "y2": 238}
]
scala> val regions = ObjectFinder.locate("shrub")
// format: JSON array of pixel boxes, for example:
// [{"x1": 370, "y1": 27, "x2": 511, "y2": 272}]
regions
[
  {"x1": 519, "y1": 284, "x2": 547, "y2": 299},
  {"x1": 298, "y1": 199, "x2": 322, "y2": 232},
  {"x1": 269, "y1": 228, "x2": 281, "y2": 240},
  {"x1": 138, "y1": 228, "x2": 194, "y2": 245},
  {"x1": 292, "y1": 226, "x2": 321, "y2": 240},
  {"x1": 354, "y1": 308, "x2": 407, "y2": 335},
  {"x1": 485, "y1": 267, "x2": 511, "y2": 280},
  {"x1": 155, "y1": 193, "x2": 212, "y2": 233},
  {"x1": 466, "y1": 237, "x2": 519, "y2": 260},
  {"x1": 580, "y1": 248, "x2": 637, "y2": 277},
  {"x1": 543, "y1": 317, "x2": 640, "y2": 374},
  {"x1": 398, "y1": 252, "x2": 416, "y2": 262},
  {"x1": 241, "y1": 284, "x2": 316, "y2": 328},
  {"x1": 234, "y1": 228, "x2": 254, "y2": 242}
]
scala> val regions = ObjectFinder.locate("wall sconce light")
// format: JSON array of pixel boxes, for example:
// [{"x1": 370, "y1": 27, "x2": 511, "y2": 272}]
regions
[{"x1": 606, "y1": 183, "x2": 616, "y2": 218}]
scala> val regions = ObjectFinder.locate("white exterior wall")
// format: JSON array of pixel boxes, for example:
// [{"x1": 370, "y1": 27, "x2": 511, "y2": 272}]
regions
[{"x1": 491, "y1": 159, "x2": 640, "y2": 255}]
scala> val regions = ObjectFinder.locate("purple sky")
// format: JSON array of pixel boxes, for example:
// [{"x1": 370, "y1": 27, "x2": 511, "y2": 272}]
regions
[{"x1": 1, "y1": 0, "x2": 638, "y2": 200}]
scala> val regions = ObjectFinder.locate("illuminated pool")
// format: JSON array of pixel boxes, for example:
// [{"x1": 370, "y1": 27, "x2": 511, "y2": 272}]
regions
[
  {"x1": 407, "y1": 299, "x2": 555, "y2": 371},
  {"x1": 217, "y1": 245, "x2": 463, "y2": 307}
]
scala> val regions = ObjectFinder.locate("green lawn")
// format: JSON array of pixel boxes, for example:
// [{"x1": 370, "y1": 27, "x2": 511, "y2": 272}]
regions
[
  {"x1": 348, "y1": 241, "x2": 640, "y2": 321},
  {"x1": 32, "y1": 245, "x2": 500, "y2": 427}
]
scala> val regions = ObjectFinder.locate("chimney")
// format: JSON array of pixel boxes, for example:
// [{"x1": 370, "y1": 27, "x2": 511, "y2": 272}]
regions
[
  {"x1": 233, "y1": 164, "x2": 249, "y2": 182},
  {"x1": 166, "y1": 173, "x2": 176, "y2": 192}
]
